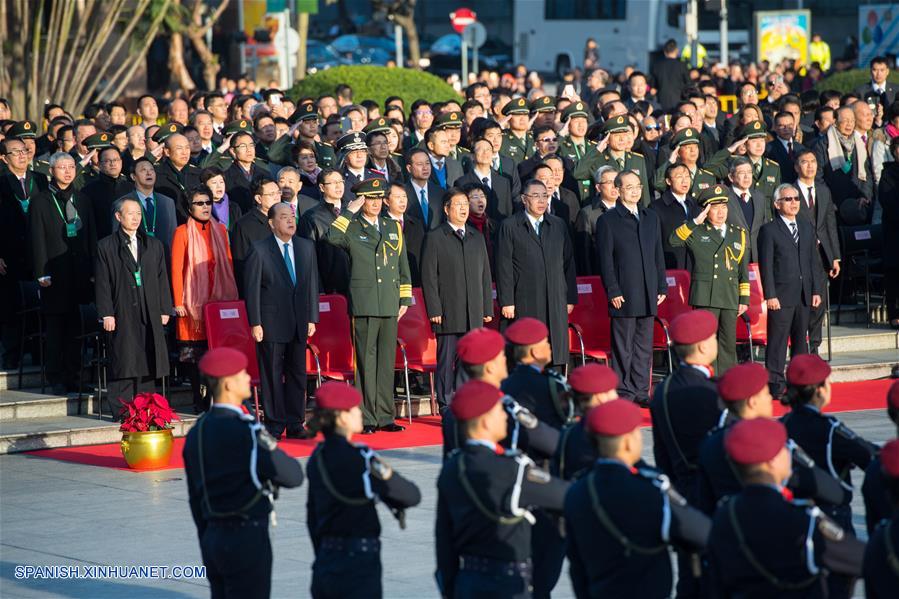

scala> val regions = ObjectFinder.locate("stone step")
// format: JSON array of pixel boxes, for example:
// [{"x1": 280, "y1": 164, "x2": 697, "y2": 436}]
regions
[
  {"x1": 825, "y1": 326, "x2": 898, "y2": 354},
  {"x1": 0, "y1": 366, "x2": 44, "y2": 391},
  {"x1": 825, "y1": 348, "x2": 899, "y2": 383},
  {"x1": 0, "y1": 390, "x2": 92, "y2": 421}
]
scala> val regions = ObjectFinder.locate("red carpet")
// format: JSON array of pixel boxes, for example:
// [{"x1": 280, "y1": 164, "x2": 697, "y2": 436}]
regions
[{"x1": 24, "y1": 380, "x2": 894, "y2": 472}]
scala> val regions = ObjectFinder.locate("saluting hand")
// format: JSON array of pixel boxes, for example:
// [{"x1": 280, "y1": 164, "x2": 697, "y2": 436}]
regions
[
  {"x1": 727, "y1": 137, "x2": 748, "y2": 155},
  {"x1": 252, "y1": 325, "x2": 264, "y2": 342},
  {"x1": 693, "y1": 204, "x2": 711, "y2": 225},
  {"x1": 217, "y1": 133, "x2": 234, "y2": 154},
  {"x1": 347, "y1": 197, "x2": 365, "y2": 214},
  {"x1": 597, "y1": 134, "x2": 609, "y2": 153},
  {"x1": 80, "y1": 149, "x2": 97, "y2": 167},
  {"x1": 102, "y1": 317, "x2": 116, "y2": 332},
  {"x1": 150, "y1": 144, "x2": 165, "y2": 160}
]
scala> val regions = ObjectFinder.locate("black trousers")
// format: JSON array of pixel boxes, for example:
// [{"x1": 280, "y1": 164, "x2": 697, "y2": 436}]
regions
[
  {"x1": 885, "y1": 266, "x2": 899, "y2": 321},
  {"x1": 453, "y1": 570, "x2": 531, "y2": 599},
  {"x1": 610, "y1": 316, "x2": 654, "y2": 404},
  {"x1": 808, "y1": 261, "x2": 829, "y2": 351},
  {"x1": 106, "y1": 376, "x2": 157, "y2": 416},
  {"x1": 311, "y1": 547, "x2": 382, "y2": 599},
  {"x1": 435, "y1": 333, "x2": 465, "y2": 413},
  {"x1": 531, "y1": 510, "x2": 566, "y2": 599},
  {"x1": 44, "y1": 309, "x2": 81, "y2": 386},
  {"x1": 256, "y1": 336, "x2": 307, "y2": 437},
  {"x1": 200, "y1": 521, "x2": 271, "y2": 599},
  {"x1": 766, "y1": 304, "x2": 810, "y2": 395}
]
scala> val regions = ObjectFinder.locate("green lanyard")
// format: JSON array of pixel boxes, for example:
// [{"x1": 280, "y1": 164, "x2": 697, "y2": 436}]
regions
[
  {"x1": 141, "y1": 194, "x2": 157, "y2": 236},
  {"x1": 572, "y1": 140, "x2": 583, "y2": 161},
  {"x1": 15, "y1": 176, "x2": 33, "y2": 212},
  {"x1": 50, "y1": 190, "x2": 79, "y2": 237}
]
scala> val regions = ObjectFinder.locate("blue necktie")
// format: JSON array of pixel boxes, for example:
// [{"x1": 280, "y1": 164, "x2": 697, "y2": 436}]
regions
[
  {"x1": 144, "y1": 195, "x2": 155, "y2": 232},
  {"x1": 283, "y1": 242, "x2": 296, "y2": 285},
  {"x1": 419, "y1": 188, "x2": 429, "y2": 226}
]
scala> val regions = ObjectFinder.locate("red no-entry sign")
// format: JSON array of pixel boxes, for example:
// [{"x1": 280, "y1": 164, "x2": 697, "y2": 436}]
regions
[{"x1": 450, "y1": 8, "x2": 476, "y2": 34}]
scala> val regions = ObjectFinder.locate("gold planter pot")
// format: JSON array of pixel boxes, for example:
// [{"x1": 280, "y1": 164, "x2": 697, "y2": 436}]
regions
[{"x1": 120, "y1": 429, "x2": 174, "y2": 470}]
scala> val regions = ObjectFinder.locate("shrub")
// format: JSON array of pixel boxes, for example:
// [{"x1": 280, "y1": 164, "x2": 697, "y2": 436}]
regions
[
  {"x1": 288, "y1": 65, "x2": 461, "y2": 114},
  {"x1": 816, "y1": 68, "x2": 899, "y2": 94}
]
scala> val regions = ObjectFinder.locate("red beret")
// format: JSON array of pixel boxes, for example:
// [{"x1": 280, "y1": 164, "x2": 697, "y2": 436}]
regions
[
  {"x1": 718, "y1": 362, "x2": 769, "y2": 402},
  {"x1": 786, "y1": 354, "x2": 831, "y2": 386},
  {"x1": 457, "y1": 328, "x2": 505, "y2": 365},
  {"x1": 569, "y1": 363, "x2": 619, "y2": 395},
  {"x1": 504, "y1": 317, "x2": 549, "y2": 346},
  {"x1": 198, "y1": 347, "x2": 247, "y2": 378},
  {"x1": 450, "y1": 380, "x2": 504, "y2": 421},
  {"x1": 881, "y1": 439, "x2": 899, "y2": 478},
  {"x1": 724, "y1": 418, "x2": 787, "y2": 465},
  {"x1": 669, "y1": 310, "x2": 717, "y2": 345},
  {"x1": 315, "y1": 381, "x2": 361, "y2": 411},
  {"x1": 887, "y1": 380, "x2": 899, "y2": 410},
  {"x1": 585, "y1": 399, "x2": 643, "y2": 436}
]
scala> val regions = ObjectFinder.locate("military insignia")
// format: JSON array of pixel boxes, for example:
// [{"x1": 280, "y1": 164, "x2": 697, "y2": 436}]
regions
[
  {"x1": 359, "y1": 235, "x2": 368, "y2": 240},
  {"x1": 372, "y1": 179, "x2": 380, "y2": 188},
  {"x1": 734, "y1": 242, "x2": 742, "y2": 250},
  {"x1": 715, "y1": 186, "x2": 723, "y2": 193},
  {"x1": 700, "y1": 235, "x2": 711, "y2": 242},
  {"x1": 632, "y1": 169, "x2": 640, "y2": 175},
  {"x1": 516, "y1": 98, "x2": 526, "y2": 107},
  {"x1": 100, "y1": 134, "x2": 108, "y2": 141},
  {"x1": 240, "y1": 120, "x2": 247, "y2": 127},
  {"x1": 379, "y1": 118, "x2": 386, "y2": 125},
  {"x1": 753, "y1": 121, "x2": 761, "y2": 130},
  {"x1": 525, "y1": 467, "x2": 551, "y2": 484},
  {"x1": 23, "y1": 122, "x2": 31, "y2": 130},
  {"x1": 576, "y1": 103, "x2": 583, "y2": 110},
  {"x1": 388, "y1": 233, "x2": 398, "y2": 241},
  {"x1": 699, "y1": 182, "x2": 709, "y2": 189},
  {"x1": 766, "y1": 176, "x2": 775, "y2": 182},
  {"x1": 169, "y1": 124, "x2": 177, "y2": 132},
  {"x1": 450, "y1": 113, "x2": 458, "y2": 121},
  {"x1": 616, "y1": 116, "x2": 625, "y2": 124},
  {"x1": 686, "y1": 129, "x2": 693, "y2": 137}
]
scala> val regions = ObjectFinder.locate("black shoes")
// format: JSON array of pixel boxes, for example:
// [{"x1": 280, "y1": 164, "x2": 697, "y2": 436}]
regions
[
  {"x1": 286, "y1": 428, "x2": 312, "y2": 440},
  {"x1": 361, "y1": 425, "x2": 377, "y2": 435},
  {"x1": 379, "y1": 423, "x2": 406, "y2": 433}
]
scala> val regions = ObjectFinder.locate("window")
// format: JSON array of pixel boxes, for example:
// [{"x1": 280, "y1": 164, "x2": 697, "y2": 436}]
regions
[{"x1": 545, "y1": 0, "x2": 626, "y2": 20}]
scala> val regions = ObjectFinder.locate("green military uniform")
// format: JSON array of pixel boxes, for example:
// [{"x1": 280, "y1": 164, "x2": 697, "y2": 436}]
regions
[
  {"x1": 266, "y1": 104, "x2": 337, "y2": 168},
  {"x1": 326, "y1": 178, "x2": 413, "y2": 430},
  {"x1": 574, "y1": 115, "x2": 651, "y2": 206},
  {"x1": 669, "y1": 185, "x2": 750, "y2": 373},
  {"x1": 720, "y1": 120, "x2": 781, "y2": 210},
  {"x1": 498, "y1": 97, "x2": 534, "y2": 163},
  {"x1": 558, "y1": 101, "x2": 596, "y2": 202},
  {"x1": 69, "y1": 131, "x2": 114, "y2": 189},
  {"x1": 653, "y1": 127, "x2": 723, "y2": 202}
]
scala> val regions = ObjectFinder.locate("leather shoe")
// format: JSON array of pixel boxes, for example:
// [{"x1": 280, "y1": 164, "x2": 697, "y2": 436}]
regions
[
  {"x1": 379, "y1": 423, "x2": 406, "y2": 432},
  {"x1": 286, "y1": 428, "x2": 311, "y2": 440},
  {"x1": 361, "y1": 425, "x2": 377, "y2": 435}
]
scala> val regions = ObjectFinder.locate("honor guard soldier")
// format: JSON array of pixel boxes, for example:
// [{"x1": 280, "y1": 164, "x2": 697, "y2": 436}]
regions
[
  {"x1": 499, "y1": 97, "x2": 535, "y2": 163},
  {"x1": 863, "y1": 439, "x2": 899, "y2": 599},
  {"x1": 182, "y1": 348, "x2": 305, "y2": 599},
  {"x1": 557, "y1": 101, "x2": 595, "y2": 202},
  {"x1": 573, "y1": 115, "x2": 651, "y2": 207},
  {"x1": 781, "y1": 354, "x2": 878, "y2": 599},
  {"x1": 653, "y1": 128, "x2": 719, "y2": 200},
  {"x1": 862, "y1": 380, "x2": 899, "y2": 534},
  {"x1": 552, "y1": 363, "x2": 620, "y2": 481},
  {"x1": 441, "y1": 328, "x2": 560, "y2": 460},
  {"x1": 565, "y1": 399, "x2": 712, "y2": 598},
  {"x1": 707, "y1": 418, "x2": 865, "y2": 598},
  {"x1": 435, "y1": 380, "x2": 570, "y2": 599},
  {"x1": 669, "y1": 185, "x2": 750, "y2": 373},
  {"x1": 649, "y1": 310, "x2": 724, "y2": 599},
  {"x1": 696, "y1": 362, "x2": 845, "y2": 516},
  {"x1": 326, "y1": 178, "x2": 412, "y2": 433},
  {"x1": 306, "y1": 382, "x2": 422, "y2": 599},
  {"x1": 267, "y1": 103, "x2": 337, "y2": 169}
]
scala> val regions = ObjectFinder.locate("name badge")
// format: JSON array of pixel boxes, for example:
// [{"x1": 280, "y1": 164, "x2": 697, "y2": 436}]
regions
[
  {"x1": 65, "y1": 222, "x2": 78, "y2": 238},
  {"x1": 698, "y1": 183, "x2": 710, "y2": 190},
  {"x1": 134, "y1": 269, "x2": 142, "y2": 287},
  {"x1": 733, "y1": 242, "x2": 742, "y2": 250},
  {"x1": 388, "y1": 233, "x2": 398, "y2": 241}
]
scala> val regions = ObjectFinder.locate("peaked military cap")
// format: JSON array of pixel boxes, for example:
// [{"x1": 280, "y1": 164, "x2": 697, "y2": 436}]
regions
[
  {"x1": 336, "y1": 131, "x2": 368, "y2": 153},
  {"x1": 288, "y1": 102, "x2": 319, "y2": 124},
  {"x1": 697, "y1": 184, "x2": 729, "y2": 207},
  {"x1": 601, "y1": 114, "x2": 630, "y2": 134},
  {"x1": 351, "y1": 177, "x2": 387, "y2": 199},
  {"x1": 83, "y1": 132, "x2": 114, "y2": 150},
  {"x1": 433, "y1": 110, "x2": 463, "y2": 129},
  {"x1": 153, "y1": 122, "x2": 184, "y2": 144},
  {"x1": 363, "y1": 117, "x2": 392, "y2": 138},
  {"x1": 7, "y1": 120, "x2": 37, "y2": 139},
  {"x1": 530, "y1": 96, "x2": 557, "y2": 113},
  {"x1": 223, "y1": 119, "x2": 254, "y2": 137},
  {"x1": 670, "y1": 127, "x2": 701, "y2": 149},
  {"x1": 560, "y1": 101, "x2": 591, "y2": 123},
  {"x1": 737, "y1": 119, "x2": 768, "y2": 140},
  {"x1": 501, "y1": 97, "x2": 530, "y2": 116}
]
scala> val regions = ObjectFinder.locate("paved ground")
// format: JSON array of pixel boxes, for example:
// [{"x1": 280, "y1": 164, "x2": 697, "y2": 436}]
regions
[{"x1": 0, "y1": 409, "x2": 894, "y2": 599}]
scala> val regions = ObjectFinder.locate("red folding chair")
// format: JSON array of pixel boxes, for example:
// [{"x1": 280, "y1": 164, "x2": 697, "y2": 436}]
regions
[
  {"x1": 736, "y1": 263, "x2": 768, "y2": 361},
  {"x1": 395, "y1": 288, "x2": 436, "y2": 421},
  {"x1": 306, "y1": 294, "x2": 356, "y2": 384},
  {"x1": 654, "y1": 270, "x2": 693, "y2": 372},
  {"x1": 568, "y1": 276, "x2": 611, "y2": 366},
  {"x1": 204, "y1": 300, "x2": 263, "y2": 420}
]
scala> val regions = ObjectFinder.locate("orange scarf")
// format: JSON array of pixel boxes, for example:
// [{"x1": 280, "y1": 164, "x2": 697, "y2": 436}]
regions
[{"x1": 184, "y1": 218, "x2": 237, "y2": 322}]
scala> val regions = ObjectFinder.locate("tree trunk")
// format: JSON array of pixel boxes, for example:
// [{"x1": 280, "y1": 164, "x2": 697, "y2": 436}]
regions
[
  {"x1": 296, "y1": 11, "x2": 309, "y2": 81},
  {"x1": 394, "y1": 13, "x2": 420, "y2": 70},
  {"x1": 168, "y1": 32, "x2": 196, "y2": 93}
]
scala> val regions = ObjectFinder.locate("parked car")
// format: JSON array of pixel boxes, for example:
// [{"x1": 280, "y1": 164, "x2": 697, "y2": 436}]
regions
[
  {"x1": 307, "y1": 40, "x2": 349, "y2": 73},
  {"x1": 330, "y1": 35, "x2": 422, "y2": 66},
  {"x1": 424, "y1": 34, "x2": 511, "y2": 76}
]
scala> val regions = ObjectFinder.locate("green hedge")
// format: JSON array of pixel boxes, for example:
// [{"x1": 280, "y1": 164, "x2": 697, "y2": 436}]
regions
[
  {"x1": 816, "y1": 68, "x2": 899, "y2": 93},
  {"x1": 289, "y1": 66, "x2": 460, "y2": 112}
]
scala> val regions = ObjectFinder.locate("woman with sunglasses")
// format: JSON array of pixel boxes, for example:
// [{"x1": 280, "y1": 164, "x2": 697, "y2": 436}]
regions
[{"x1": 171, "y1": 186, "x2": 238, "y2": 412}]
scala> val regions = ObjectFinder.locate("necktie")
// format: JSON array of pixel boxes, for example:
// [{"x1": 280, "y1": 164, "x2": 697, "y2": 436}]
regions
[
  {"x1": 419, "y1": 188, "x2": 429, "y2": 226},
  {"x1": 482, "y1": 176, "x2": 490, "y2": 189},
  {"x1": 130, "y1": 236, "x2": 138, "y2": 262},
  {"x1": 787, "y1": 140, "x2": 793, "y2": 158},
  {"x1": 741, "y1": 192, "x2": 748, "y2": 203},
  {"x1": 553, "y1": 192, "x2": 559, "y2": 204},
  {"x1": 790, "y1": 222, "x2": 799, "y2": 245},
  {"x1": 19, "y1": 177, "x2": 26, "y2": 195},
  {"x1": 455, "y1": 229, "x2": 464, "y2": 241},
  {"x1": 616, "y1": 157, "x2": 625, "y2": 170},
  {"x1": 807, "y1": 187, "x2": 815, "y2": 210},
  {"x1": 283, "y1": 242, "x2": 296, "y2": 285},
  {"x1": 534, "y1": 220, "x2": 541, "y2": 236},
  {"x1": 436, "y1": 160, "x2": 444, "y2": 171},
  {"x1": 719, "y1": 226, "x2": 726, "y2": 238},
  {"x1": 145, "y1": 195, "x2": 155, "y2": 230},
  {"x1": 862, "y1": 134, "x2": 868, "y2": 145},
  {"x1": 753, "y1": 162, "x2": 761, "y2": 178}
]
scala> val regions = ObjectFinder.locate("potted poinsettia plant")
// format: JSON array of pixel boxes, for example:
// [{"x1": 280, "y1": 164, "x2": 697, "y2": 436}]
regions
[{"x1": 119, "y1": 393, "x2": 179, "y2": 470}]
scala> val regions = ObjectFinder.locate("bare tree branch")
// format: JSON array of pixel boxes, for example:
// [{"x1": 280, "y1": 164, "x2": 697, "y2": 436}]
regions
[{"x1": 103, "y1": 0, "x2": 172, "y2": 103}]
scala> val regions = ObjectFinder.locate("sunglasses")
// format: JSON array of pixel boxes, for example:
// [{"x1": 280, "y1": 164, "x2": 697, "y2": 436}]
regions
[
  {"x1": 192, "y1": 200, "x2": 213, "y2": 206},
  {"x1": 779, "y1": 196, "x2": 800, "y2": 202},
  {"x1": 537, "y1": 137, "x2": 557, "y2": 143},
  {"x1": 644, "y1": 124, "x2": 661, "y2": 131}
]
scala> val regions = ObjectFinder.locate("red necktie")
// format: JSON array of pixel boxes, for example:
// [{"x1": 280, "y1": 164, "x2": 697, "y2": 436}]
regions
[{"x1": 807, "y1": 187, "x2": 815, "y2": 210}]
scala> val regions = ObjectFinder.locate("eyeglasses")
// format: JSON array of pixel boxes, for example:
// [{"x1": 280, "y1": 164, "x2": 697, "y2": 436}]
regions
[
  {"x1": 448, "y1": 202, "x2": 469, "y2": 208},
  {"x1": 779, "y1": 196, "x2": 800, "y2": 202},
  {"x1": 192, "y1": 200, "x2": 213, "y2": 206},
  {"x1": 5, "y1": 149, "x2": 26, "y2": 157},
  {"x1": 322, "y1": 181, "x2": 343, "y2": 186},
  {"x1": 234, "y1": 143, "x2": 256, "y2": 150},
  {"x1": 100, "y1": 158, "x2": 122, "y2": 164},
  {"x1": 524, "y1": 193, "x2": 549, "y2": 200},
  {"x1": 415, "y1": 109, "x2": 433, "y2": 116},
  {"x1": 259, "y1": 191, "x2": 281, "y2": 198},
  {"x1": 619, "y1": 184, "x2": 643, "y2": 193}
]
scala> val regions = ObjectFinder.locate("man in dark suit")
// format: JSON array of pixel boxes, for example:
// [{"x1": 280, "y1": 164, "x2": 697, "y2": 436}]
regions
[
  {"x1": 794, "y1": 150, "x2": 841, "y2": 354},
  {"x1": 531, "y1": 162, "x2": 579, "y2": 239},
  {"x1": 650, "y1": 162, "x2": 700, "y2": 270},
  {"x1": 596, "y1": 170, "x2": 667, "y2": 405},
  {"x1": 154, "y1": 132, "x2": 201, "y2": 224},
  {"x1": 421, "y1": 187, "x2": 493, "y2": 413},
  {"x1": 496, "y1": 179, "x2": 577, "y2": 369},
  {"x1": 574, "y1": 165, "x2": 620, "y2": 275},
  {"x1": 244, "y1": 202, "x2": 320, "y2": 439},
  {"x1": 383, "y1": 181, "x2": 426, "y2": 287},
  {"x1": 757, "y1": 184, "x2": 824, "y2": 397},
  {"x1": 454, "y1": 138, "x2": 514, "y2": 221},
  {"x1": 426, "y1": 127, "x2": 464, "y2": 190},
  {"x1": 854, "y1": 56, "x2": 897, "y2": 109},
  {"x1": 725, "y1": 157, "x2": 771, "y2": 263},
  {"x1": 123, "y1": 157, "x2": 177, "y2": 257},
  {"x1": 81, "y1": 146, "x2": 134, "y2": 239},
  {"x1": 405, "y1": 148, "x2": 444, "y2": 230},
  {"x1": 230, "y1": 178, "x2": 283, "y2": 294},
  {"x1": 297, "y1": 168, "x2": 351, "y2": 295},
  {"x1": 471, "y1": 118, "x2": 522, "y2": 200},
  {"x1": 650, "y1": 39, "x2": 691, "y2": 111},
  {"x1": 766, "y1": 111, "x2": 806, "y2": 184},
  {"x1": 223, "y1": 129, "x2": 270, "y2": 213}
]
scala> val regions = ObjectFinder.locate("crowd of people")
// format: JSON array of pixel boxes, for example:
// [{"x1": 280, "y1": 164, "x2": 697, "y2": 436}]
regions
[{"x1": 1, "y1": 36, "x2": 898, "y2": 598}]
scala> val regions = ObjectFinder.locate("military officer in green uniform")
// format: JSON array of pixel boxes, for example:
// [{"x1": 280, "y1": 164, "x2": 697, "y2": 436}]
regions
[
  {"x1": 574, "y1": 114, "x2": 651, "y2": 206},
  {"x1": 557, "y1": 101, "x2": 595, "y2": 202},
  {"x1": 6, "y1": 121, "x2": 50, "y2": 181},
  {"x1": 530, "y1": 95, "x2": 558, "y2": 129},
  {"x1": 654, "y1": 128, "x2": 722, "y2": 201},
  {"x1": 73, "y1": 131, "x2": 115, "y2": 189},
  {"x1": 732, "y1": 120, "x2": 780, "y2": 210},
  {"x1": 499, "y1": 97, "x2": 535, "y2": 163},
  {"x1": 433, "y1": 110, "x2": 470, "y2": 163},
  {"x1": 266, "y1": 103, "x2": 336, "y2": 169},
  {"x1": 669, "y1": 185, "x2": 750, "y2": 373},
  {"x1": 327, "y1": 178, "x2": 413, "y2": 434}
]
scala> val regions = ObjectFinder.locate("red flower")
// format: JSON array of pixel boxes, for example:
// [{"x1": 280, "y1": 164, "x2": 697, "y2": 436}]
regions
[{"x1": 119, "y1": 393, "x2": 179, "y2": 432}]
